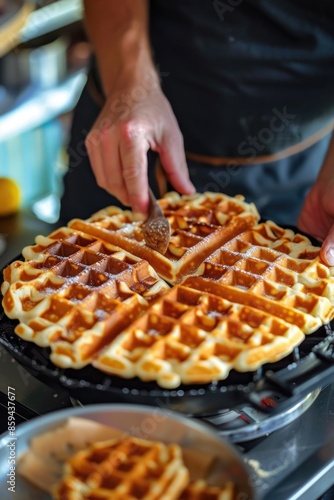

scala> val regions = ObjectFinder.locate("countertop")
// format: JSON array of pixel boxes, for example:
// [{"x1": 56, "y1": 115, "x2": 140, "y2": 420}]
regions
[{"x1": 0, "y1": 209, "x2": 57, "y2": 269}]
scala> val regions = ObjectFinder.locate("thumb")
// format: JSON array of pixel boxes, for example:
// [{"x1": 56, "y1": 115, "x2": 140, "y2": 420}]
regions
[{"x1": 320, "y1": 224, "x2": 334, "y2": 266}]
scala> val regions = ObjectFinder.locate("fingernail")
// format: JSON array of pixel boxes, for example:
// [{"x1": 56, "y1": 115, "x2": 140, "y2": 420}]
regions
[
  {"x1": 132, "y1": 206, "x2": 146, "y2": 220},
  {"x1": 186, "y1": 182, "x2": 196, "y2": 194},
  {"x1": 132, "y1": 206, "x2": 141, "y2": 215},
  {"x1": 324, "y1": 247, "x2": 334, "y2": 266},
  {"x1": 133, "y1": 211, "x2": 145, "y2": 221}
]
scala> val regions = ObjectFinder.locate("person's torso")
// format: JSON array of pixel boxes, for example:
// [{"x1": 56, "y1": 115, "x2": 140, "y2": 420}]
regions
[{"x1": 149, "y1": 0, "x2": 334, "y2": 159}]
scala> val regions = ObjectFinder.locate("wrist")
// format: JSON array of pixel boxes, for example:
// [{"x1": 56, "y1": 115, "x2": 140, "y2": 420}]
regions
[
  {"x1": 106, "y1": 61, "x2": 160, "y2": 100},
  {"x1": 98, "y1": 31, "x2": 157, "y2": 97}
]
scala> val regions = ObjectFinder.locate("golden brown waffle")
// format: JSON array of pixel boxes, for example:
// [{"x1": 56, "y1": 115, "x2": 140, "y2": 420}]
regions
[
  {"x1": 52, "y1": 436, "x2": 189, "y2": 500},
  {"x1": 179, "y1": 480, "x2": 235, "y2": 500},
  {"x1": 1, "y1": 227, "x2": 169, "y2": 368},
  {"x1": 93, "y1": 279, "x2": 306, "y2": 388},
  {"x1": 197, "y1": 220, "x2": 334, "y2": 327},
  {"x1": 93, "y1": 221, "x2": 334, "y2": 388},
  {"x1": 68, "y1": 191, "x2": 259, "y2": 283},
  {"x1": 2, "y1": 194, "x2": 334, "y2": 387}
]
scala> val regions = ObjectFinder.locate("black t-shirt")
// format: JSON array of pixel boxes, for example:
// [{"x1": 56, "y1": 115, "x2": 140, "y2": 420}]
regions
[{"x1": 149, "y1": 0, "x2": 334, "y2": 158}]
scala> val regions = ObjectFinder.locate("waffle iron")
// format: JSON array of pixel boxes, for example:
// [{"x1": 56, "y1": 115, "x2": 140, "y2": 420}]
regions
[{"x1": 1, "y1": 228, "x2": 334, "y2": 417}]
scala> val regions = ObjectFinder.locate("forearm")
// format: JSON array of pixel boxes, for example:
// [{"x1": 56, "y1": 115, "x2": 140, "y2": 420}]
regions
[
  {"x1": 83, "y1": 0, "x2": 156, "y2": 95},
  {"x1": 84, "y1": 1, "x2": 194, "y2": 213}
]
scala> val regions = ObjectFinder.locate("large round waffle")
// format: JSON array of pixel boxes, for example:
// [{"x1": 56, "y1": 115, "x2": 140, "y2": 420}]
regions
[{"x1": 2, "y1": 191, "x2": 334, "y2": 401}]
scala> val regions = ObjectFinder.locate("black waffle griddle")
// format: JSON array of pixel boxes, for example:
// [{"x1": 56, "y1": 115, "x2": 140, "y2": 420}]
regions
[
  {"x1": 1, "y1": 227, "x2": 334, "y2": 417},
  {"x1": 1, "y1": 304, "x2": 334, "y2": 416}
]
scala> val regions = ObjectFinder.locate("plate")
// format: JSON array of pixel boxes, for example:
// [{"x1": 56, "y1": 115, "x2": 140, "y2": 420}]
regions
[{"x1": 0, "y1": 403, "x2": 255, "y2": 500}]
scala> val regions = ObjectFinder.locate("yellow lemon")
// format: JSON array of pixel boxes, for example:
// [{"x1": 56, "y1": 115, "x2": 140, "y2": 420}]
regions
[{"x1": 0, "y1": 177, "x2": 21, "y2": 217}]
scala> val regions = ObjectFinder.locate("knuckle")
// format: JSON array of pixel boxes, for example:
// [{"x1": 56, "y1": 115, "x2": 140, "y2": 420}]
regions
[
  {"x1": 84, "y1": 137, "x2": 91, "y2": 154},
  {"x1": 100, "y1": 117, "x2": 113, "y2": 131},
  {"x1": 120, "y1": 120, "x2": 135, "y2": 142},
  {"x1": 120, "y1": 119, "x2": 144, "y2": 148},
  {"x1": 178, "y1": 131, "x2": 185, "y2": 147},
  {"x1": 123, "y1": 165, "x2": 140, "y2": 181},
  {"x1": 110, "y1": 180, "x2": 123, "y2": 192},
  {"x1": 86, "y1": 129, "x2": 102, "y2": 148},
  {"x1": 95, "y1": 177, "x2": 106, "y2": 190},
  {"x1": 173, "y1": 127, "x2": 184, "y2": 147},
  {"x1": 86, "y1": 121, "x2": 115, "y2": 148},
  {"x1": 85, "y1": 135, "x2": 93, "y2": 149}
]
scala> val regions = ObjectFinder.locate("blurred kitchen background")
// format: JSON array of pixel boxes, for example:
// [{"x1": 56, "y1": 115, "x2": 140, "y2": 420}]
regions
[
  {"x1": 0, "y1": 0, "x2": 92, "y2": 264},
  {"x1": 0, "y1": 0, "x2": 89, "y2": 225}
]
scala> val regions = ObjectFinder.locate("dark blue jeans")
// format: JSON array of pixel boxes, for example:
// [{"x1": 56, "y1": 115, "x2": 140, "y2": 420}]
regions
[{"x1": 60, "y1": 81, "x2": 331, "y2": 227}]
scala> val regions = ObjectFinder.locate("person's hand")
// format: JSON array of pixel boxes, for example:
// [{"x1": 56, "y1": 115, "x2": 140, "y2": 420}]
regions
[
  {"x1": 85, "y1": 72, "x2": 195, "y2": 215},
  {"x1": 297, "y1": 177, "x2": 334, "y2": 265}
]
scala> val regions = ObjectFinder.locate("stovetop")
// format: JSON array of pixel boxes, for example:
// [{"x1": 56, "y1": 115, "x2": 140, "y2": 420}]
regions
[{"x1": 1, "y1": 343, "x2": 334, "y2": 500}]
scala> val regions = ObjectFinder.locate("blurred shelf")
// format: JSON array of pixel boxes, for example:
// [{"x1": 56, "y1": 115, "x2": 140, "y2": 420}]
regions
[
  {"x1": 0, "y1": 0, "x2": 86, "y2": 138},
  {"x1": 0, "y1": 69, "x2": 87, "y2": 141},
  {"x1": 0, "y1": 1, "x2": 35, "y2": 57},
  {"x1": 20, "y1": 0, "x2": 83, "y2": 44},
  {"x1": 0, "y1": 1, "x2": 83, "y2": 57}
]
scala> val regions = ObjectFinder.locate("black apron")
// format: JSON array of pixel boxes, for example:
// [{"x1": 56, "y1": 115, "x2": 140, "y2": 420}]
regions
[{"x1": 149, "y1": 0, "x2": 334, "y2": 158}]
